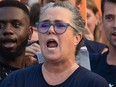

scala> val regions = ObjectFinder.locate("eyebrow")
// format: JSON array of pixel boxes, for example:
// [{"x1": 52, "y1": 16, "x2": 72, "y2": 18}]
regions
[
  {"x1": 0, "y1": 19, "x2": 22, "y2": 25},
  {"x1": 105, "y1": 14, "x2": 115, "y2": 17}
]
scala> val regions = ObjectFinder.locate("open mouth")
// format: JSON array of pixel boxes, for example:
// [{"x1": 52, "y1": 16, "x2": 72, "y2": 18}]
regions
[
  {"x1": 1, "y1": 38, "x2": 17, "y2": 48},
  {"x1": 47, "y1": 39, "x2": 58, "y2": 48},
  {"x1": 112, "y1": 32, "x2": 116, "y2": 36},
  {"x1": 111, "y1": 32, "x2": 116, "y2": 40}
]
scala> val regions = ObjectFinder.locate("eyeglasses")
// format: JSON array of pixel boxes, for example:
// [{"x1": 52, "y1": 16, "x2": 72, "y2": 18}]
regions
[{"x1": 36, "y1": 22, "x2": 75, "y2": 34}]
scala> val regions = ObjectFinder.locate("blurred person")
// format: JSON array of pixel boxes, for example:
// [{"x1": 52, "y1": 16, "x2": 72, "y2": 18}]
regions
[
  {"x1": 81, "y1": 0, "x2": 108, "y2": 54},
  {"x1": 0, "y1": 1, "x2": 32, "y2": 83},
  {"x1": 25, "y1": 3, "x2": 41, "y2": 66},
  {"x1": 76, "y1": 0, "x2": 82, "y2": 10},
  {"x1": 29, "y1": 3, "x2": 40, "y2": 42},
  {"x1": 0, "y1": 2, "x2": 108, "y2": 87},
  {"x1": 25, "y1": 3, "x2": 41, "y2": 63},
  {"x1": 87, "y1": 0, "x2": 101, "y2": 41},
  {"x1": 90, "y1": 0, "x2": 116, "y2": 86},
  {"x1": 75, "y1": 0, "x2": 108, "y2": 54},
  {"x1": 28, "y1": 0, "x2": 38, "y2": 7}
]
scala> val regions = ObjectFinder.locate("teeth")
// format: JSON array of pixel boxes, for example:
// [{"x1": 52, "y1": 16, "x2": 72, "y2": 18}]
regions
[
  {"x1": 48, "y1": 47, "x2": 56, "y2": 50},
  {"x1": 112, "y1": 32, "x2": 116, "y2": 36},
  {"x1": 47, "y1": 39, "x2": 58, "y2": 48},
  {"x1": 3, "y1": 42, "x2": 16, "y2": 48}
]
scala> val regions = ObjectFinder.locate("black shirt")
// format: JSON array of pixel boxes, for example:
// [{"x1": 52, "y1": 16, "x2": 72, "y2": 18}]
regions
[
  {"x1": 0, "y1": 64, "x2": 108, "y2": 87},
  {"x1": 90, "y1": 51, "x2": 116, "y2": 87},
  {"x1": 0, "y1": 62, "x2": 19, "y2": 83}
]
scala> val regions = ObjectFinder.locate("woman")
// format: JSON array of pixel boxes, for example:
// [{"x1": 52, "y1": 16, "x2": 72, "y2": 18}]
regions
[{"x1": 87, "y1": 0, "x2": 101, "y2": 41}]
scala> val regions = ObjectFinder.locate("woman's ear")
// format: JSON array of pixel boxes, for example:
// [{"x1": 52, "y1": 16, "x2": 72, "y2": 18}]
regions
[
  {"x1": 74, "y1": 33, "x2": 82, "y2": 46},
  {"x1": 28, "y1": 26, "x2": 33, "y2": 40},
  {"x1": 95, "y1": 12, "x2": 101, "y2": 25}
]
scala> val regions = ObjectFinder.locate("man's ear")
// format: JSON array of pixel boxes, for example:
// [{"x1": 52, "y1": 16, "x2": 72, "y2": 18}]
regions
[{"x1": 28, "y1": 26, "x2": 33, "y2": 40}]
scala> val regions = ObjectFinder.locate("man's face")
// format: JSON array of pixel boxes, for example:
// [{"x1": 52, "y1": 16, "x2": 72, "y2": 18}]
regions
[
  {"x1": 0, "y1": 7, "x2": 31, "y2": 60},
  {"x1": 38, "y1": 7, "x2": 82, "y2": 62},
  {"x1": 102, "y1": 2, "x2": 116, "y2": 47}
]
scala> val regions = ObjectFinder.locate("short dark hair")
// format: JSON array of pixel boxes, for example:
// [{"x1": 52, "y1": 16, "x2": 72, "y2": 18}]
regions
[
  {"x1": 101, "y1": 0, "x2": 116, "y2": 15},
  {"x1": 0, "y1": 1, "x2": 29, "y2": 17},
  {"x1": 30, "y1": 3, "x2": 40, "y2": 26}
]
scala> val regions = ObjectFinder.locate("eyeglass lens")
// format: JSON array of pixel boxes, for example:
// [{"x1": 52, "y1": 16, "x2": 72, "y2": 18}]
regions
[{"x1": 37, "y1": 22, "x2": 69, "y2": 34}]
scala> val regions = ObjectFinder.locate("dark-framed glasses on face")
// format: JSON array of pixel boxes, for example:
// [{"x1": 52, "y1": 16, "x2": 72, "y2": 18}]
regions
[{"x1": 36, "y1": 22, "x2": 75, "y2": 34}]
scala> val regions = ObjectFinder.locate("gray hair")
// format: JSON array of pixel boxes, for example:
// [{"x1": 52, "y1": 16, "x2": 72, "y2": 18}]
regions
[
  {"x1": 39, "y1": 1, "x2": 85, "y2": 55},
  {"x1": 40, "y1": 1, "x2": 85, "y2": 34}
]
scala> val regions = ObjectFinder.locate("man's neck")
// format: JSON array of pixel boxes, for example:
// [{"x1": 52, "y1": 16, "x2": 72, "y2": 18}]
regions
[
  {"x1": 107, "y1": 46, "x2": 116, "y2": 65},
  {"x1": 0, "y1": 55, "x2": 26, "y2": 69}
]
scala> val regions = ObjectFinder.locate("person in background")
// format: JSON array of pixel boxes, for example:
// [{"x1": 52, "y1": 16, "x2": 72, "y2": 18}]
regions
[
  {"x1": 29, "y1": 2, "x2": 40, "y2": 43},
  {"x1": 0, "y1": 1, "x2": 32, "y2": 83},
  {"x1": 25, "y1": 2, "x2": 41, "y2": 65},
  {"x1": 0, "y1": 1, "x2": 108, "y2": 87},
  {"x1": 75, "y1": 0, "x2": 82, "y2": 10},
  {"x1": 87, "y1": 0, "x2": 101, "y2": 41},
  {"x1": 25, "y1": 3, "x2": 41, "y2": 64},
  {"x1": 29, "y1": 3, "x2": 40, "y2": 42},
  {"x1": 81, "y1": 0, "x2": 108, "y2": 54},
  {"x1": 28, "y1": 0, "x2": 38, "y2": 7},
  {"x1": 90, "y1": 0, "x2": 116, "y2": 86}
]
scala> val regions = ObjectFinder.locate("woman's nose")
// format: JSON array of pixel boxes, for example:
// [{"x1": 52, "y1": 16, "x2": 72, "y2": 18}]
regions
[{"x1": 48, "y1": 25, "x2": 56, "y2": 34}]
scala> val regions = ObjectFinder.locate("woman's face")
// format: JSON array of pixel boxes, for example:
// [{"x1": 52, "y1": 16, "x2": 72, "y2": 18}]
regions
[
  {"x1": 87, "y1": 8, "x2": 99, "y2": 35},
  {"x1": 38, "y1": 7, "x2": 82, "y2": 62}
]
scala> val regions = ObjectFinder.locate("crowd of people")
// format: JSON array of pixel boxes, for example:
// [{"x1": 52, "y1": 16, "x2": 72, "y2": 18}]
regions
[{"x1": 0, "y1": 0, "x2": 116, "y2": 87}]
